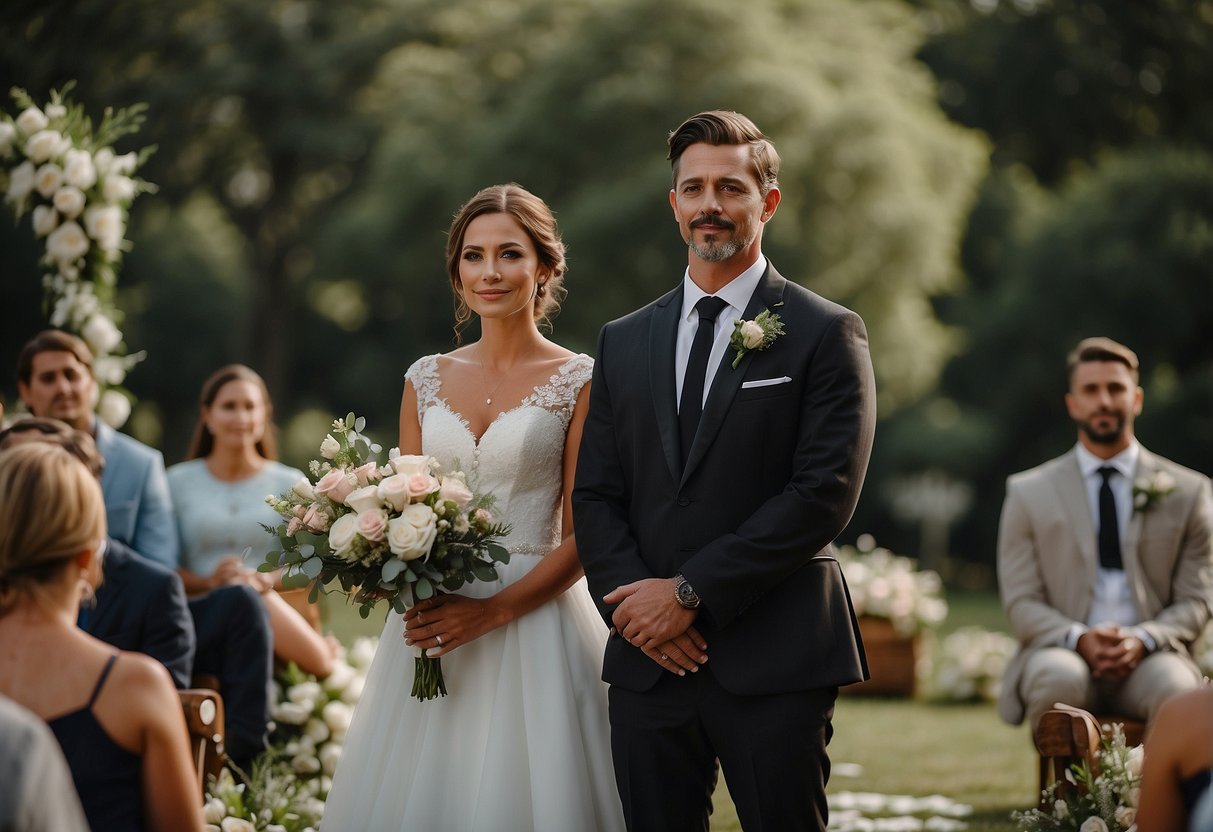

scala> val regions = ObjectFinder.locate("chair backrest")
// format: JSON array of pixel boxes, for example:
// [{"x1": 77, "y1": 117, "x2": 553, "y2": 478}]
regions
[
  {"x1": 1034, "y1": 703, "x2": 1144, "y2": 806},
  {"x1": 179, "y1": 688, "x2": 224, "y2": 794}
]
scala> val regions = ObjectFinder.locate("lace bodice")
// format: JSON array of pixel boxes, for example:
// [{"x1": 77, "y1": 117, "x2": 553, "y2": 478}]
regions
[{"x1": 405, "y1": 353, "x2": 592, "y2": 557}]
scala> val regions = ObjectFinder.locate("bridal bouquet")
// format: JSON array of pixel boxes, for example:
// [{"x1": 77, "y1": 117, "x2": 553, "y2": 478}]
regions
[{"x1": 261, "y1": 413, "x2": 510, "y2": 699}]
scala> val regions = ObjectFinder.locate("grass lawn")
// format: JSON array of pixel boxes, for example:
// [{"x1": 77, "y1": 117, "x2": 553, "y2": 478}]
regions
[{"x1": 320, "y1": 589, "x2": 1034, "y2": 831}]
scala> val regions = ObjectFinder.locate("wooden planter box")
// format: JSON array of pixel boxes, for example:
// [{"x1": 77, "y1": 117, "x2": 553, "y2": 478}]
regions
[{"x1": 844, "y1": 616, "x2": 919, "y2": 698}]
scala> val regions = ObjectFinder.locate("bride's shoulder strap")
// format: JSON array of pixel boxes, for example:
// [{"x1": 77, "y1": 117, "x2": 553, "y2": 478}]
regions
[
  {"x1": 527, "y1": 353, "x2": 594, "y2": 429},
  {"x1": 404, "y1": 354, "x2": 443, "y2": 417}
]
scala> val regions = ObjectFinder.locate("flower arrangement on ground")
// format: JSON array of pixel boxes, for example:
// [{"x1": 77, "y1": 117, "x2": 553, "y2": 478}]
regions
[
  {"x1": 1013, "y1": 723, "x2": 1143, "y2": 832},
  {"x1": 261, "y1": 413, "x2": 510, "y2": 699},
  {"x1": 926, "y1": 626, "x2": 1018, "y2": 703},
  {"x1": 1, "y1": 82, "x2": 155, "y2": 427},
  {"x1": 835, "y1": 535, "x2": 948, "y2": 637},
  {"x1": 203, "y1": 756, "x2": 321, "y2": 832}
]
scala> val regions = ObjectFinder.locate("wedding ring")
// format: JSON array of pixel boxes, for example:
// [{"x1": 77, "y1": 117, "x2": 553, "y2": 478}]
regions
[
  {"x1": 660, "y1": 653, "x2": 668, "y2": 661},
  {"x1": 436, "y1": 634, "x2": 443, "y2": 647}
]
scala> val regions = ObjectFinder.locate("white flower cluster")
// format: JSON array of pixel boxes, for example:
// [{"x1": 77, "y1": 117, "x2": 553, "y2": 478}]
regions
[
  {"x1": 1, "y1": 86, "x2": 152, "y2": 427},
  {"x1": 836, "y1": 538, "x2": 948, "y2": 636},
  {"x1": 926, "y1": 627, "x2": 1017, "y2": 703}
]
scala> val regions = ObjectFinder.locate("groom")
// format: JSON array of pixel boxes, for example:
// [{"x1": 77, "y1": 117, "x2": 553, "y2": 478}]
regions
[{"x1": 574, "y1": 110, "x2": 875, "y2": 831}]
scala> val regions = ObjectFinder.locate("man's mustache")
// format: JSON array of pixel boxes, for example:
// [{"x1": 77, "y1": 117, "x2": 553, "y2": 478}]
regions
[{"x1": 690, "y1": 215, "x2": 735, "y2": 231}]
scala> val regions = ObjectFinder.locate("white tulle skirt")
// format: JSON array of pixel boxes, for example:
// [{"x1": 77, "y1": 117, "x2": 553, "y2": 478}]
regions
[{"x1": 321, "y1": 556, "x2": 625, "y2": 832}]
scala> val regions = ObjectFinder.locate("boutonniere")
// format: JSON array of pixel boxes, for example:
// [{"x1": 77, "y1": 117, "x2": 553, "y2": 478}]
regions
[
  {"x1": 729, "y1": 307, "x2": 785, "y2": 369},
  {"x1": 1132, "y1": 471, "x2": 1177, "y2": 512}
]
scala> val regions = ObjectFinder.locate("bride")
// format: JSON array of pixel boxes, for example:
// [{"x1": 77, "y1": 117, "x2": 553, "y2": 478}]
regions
[{"x1": 321, "y1": 184, "x2": 625, "y2": 832}]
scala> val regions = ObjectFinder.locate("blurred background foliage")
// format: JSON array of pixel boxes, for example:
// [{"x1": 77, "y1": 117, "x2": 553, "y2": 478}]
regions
[{"x1": 2, "y1": 0, "x2": 1210, "y2": 587}]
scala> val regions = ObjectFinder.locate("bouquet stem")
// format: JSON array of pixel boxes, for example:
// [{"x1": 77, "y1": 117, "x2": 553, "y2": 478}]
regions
[{"x1": 412, "y1": 651, "x2": 447, "y2": 700}]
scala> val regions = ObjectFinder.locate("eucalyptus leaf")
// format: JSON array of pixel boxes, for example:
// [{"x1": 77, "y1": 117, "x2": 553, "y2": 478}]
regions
[
  {"x1": 301, "y1": 556, "x2": 324, "y2": 579},
  {"x1": 415, "y1": 577, "x2": 434, "y2": 599},
  {"x1": 345, "y1": 412, "x2": 355, "y2": 428},
  {"x1": 354, "y1": 416, "x2": 366, "y2": 433},
  {"x1": 381, "y1": 559, "x2": 405, "y2": 582}
]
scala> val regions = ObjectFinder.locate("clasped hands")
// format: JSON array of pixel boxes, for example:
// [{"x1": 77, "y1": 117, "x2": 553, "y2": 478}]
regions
[
  {"x1": 212, "y1": 556, "x2": 275, "y2": 594},
  {"x1": 1077, "y1": 624, "x2": 1147, "y2": 681},
  {"x1": 605, "y1": 578, "x2": 708, "y2": 676}
]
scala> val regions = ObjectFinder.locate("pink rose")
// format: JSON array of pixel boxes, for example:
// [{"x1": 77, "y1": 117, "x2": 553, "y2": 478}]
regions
[
  {"x1": 472, "y1": 507, "x2": 494, "y2": 531},
  {"x1": 302, "y1": 504, "x2": 331, "y2": 532},
  {"x1": 314, "y1": 468, "x2": 354, "y2": 504},
  {"x1": 352, "y1": 462, "x2": 382, "y2": 487},
  {"x1": 286, "y1": 517, "x2": 304, "y2": 536},
  {"x1": 437, "y1": 476, "x2": 474, "y2": 510},
  {"x1": 355, "y1": 509, "x2": 388, "y2": 543},
  {"x1": 377, "y1": 474, "x2": 411, "y2": 512},
  {"x1": 405, "y1": 473, "x2": 439, "y2": 501}
]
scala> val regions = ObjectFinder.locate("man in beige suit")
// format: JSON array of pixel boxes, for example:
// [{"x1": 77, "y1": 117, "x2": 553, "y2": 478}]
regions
[{"x1": 998, "y1": 337, "x2": 1213, "y2": 729}]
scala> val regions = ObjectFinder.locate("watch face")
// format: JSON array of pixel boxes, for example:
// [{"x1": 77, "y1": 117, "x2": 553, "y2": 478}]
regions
[{"x1": 677, "y1": 580, "x2": 698, "y2": 607}]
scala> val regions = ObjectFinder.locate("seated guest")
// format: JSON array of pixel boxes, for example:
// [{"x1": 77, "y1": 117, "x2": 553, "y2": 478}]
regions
[
  {"x1": 1137, "y1": 684, "x2": 1213, "y2": 832},
  {"x1": 0, "y1": 442, "x2": 202, "y2": 831},
  {"x1": 169, "y1": 364, "x2": 335, "y2": 679},
  {"x1": 0, "y1": 693, "x2": 89, "y2": 832},
  {"x1": 0, "y1": 418, "x2": 195, "y2": 689}
]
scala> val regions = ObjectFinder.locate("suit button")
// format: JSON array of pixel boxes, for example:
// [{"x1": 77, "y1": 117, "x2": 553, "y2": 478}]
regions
[{"x1": 677, "y1": 497, "x2": 691, "y2": 507}]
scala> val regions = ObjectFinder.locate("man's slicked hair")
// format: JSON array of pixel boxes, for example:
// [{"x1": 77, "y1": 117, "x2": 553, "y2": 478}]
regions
[{"x1": 667, "y1": 110, "x2": 780, "y2": 194}]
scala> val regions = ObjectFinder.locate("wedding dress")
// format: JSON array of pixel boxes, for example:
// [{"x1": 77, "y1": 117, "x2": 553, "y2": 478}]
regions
[{"x1": 321, "y1": 354, "x2": 624, "y2": 832}]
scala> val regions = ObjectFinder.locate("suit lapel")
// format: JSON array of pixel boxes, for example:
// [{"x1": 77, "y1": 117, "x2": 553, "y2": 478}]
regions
[
  {"x1": 680, "y1": 266, "x2": 787, "y2": 487},
  {"x1": 1123, "y1": 448, "x2": 1154, "y2": 611},
  {"x1": 649, "y1": 286, "x2": 684, "y2": 486}
]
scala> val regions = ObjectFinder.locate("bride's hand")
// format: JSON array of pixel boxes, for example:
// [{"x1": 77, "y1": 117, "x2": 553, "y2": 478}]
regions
[{"x1": 403, "y1": 594, "x2": 507, "y2": 658}]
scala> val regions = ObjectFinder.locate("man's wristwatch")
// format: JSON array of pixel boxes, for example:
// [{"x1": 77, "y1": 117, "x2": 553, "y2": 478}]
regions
[{"x1": 673, "y1": 573, "x2": 701, "y2": 610}]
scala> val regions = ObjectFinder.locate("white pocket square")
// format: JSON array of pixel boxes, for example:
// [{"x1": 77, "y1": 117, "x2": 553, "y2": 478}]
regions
[{"x1": 741, "y1": 376, "x2": 792, "y2": 389}]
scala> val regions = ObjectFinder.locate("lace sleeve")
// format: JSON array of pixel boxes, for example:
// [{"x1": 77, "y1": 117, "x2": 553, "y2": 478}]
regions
[
  {"x1": 404, "y1": 355, "x2": 442, "y2": 423},
  {"x1": 524, "y1": 353, "x2": 594, "y2": 430}
]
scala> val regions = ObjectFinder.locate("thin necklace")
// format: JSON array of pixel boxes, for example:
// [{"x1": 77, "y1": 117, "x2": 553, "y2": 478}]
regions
[{"x1": 477, "y1": 342, "x2": 537, "y2": 407}]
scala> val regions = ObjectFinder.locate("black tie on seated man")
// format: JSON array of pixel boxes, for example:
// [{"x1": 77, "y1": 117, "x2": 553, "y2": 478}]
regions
[{"x1": 0, "y1": 418, "x2": 274, "y2": 770}]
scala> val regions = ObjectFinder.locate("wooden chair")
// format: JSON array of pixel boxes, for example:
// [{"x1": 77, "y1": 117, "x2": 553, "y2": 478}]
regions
[
  {"x1": 179, "y1": 688, "x2": 225, "y2": 793},
  {"x1": 1033, "y1": 703, "x2": 1145, "y2": 804}
]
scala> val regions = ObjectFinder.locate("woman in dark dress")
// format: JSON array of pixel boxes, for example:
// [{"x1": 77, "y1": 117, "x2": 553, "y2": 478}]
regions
[
  {"x1": 1138, "y1": 684, "x2": 1213, "y2": 832},
  {"x1": 0, "y1": 442, "x2": 201, "y2": 832}
]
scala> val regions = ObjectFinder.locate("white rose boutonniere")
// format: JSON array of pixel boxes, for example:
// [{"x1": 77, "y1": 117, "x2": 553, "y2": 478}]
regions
[
  {"x1": 729, "y1": 307, "x2": 786, "y2": 368},
  {"x1": 1132, "y1": 470, "x2": 1177, "y2": 512}
]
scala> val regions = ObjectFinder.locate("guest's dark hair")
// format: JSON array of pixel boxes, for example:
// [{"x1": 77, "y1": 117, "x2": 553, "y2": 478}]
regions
[
  {"x1": 1066, "y1": 337, "x2": 1140, "y2": 386},
  {"x1": 15, "y1": 330, "x2": 94, "y2": 385},
  {"x1": 444, "y1": 183, "x2": 567, "y2": 343},
  {"x1": 667, "y1": 110, "x2": 780, "y2": 195},
  {"x1": 186, "y1": 364, "x2": 279, "y2": 461},
  {"x1": 0, "y1": 417, "x2": 105, "y2": 478}
]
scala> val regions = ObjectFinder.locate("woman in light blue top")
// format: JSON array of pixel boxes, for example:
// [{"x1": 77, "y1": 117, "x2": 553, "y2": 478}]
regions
[{"x1": 168, "y1": 365, "x2": 335, "y2": 678}]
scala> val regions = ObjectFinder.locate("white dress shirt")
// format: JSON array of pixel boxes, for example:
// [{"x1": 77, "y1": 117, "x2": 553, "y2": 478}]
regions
[
  {"x1": 1066, "y1": 441, "x2": 1154, "y2": 650},
  {"x1": 675, "y1": 256, "x2": 766, "y2": 412}
]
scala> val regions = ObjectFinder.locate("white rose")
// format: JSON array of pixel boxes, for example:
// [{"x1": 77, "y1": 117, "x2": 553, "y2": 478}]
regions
[
  {"x1": 287, "y1": 680, "x2": 322, "y2": 708},
  {"x1": 292, "y1": 752, "x2": 322, "y2": 775},
  {"x1": 292, "y1": 476, "x2": 316, "y2": 500},
  {"x1": 327, "y1": 512, "x2": 359, "y2": 556},
  {"x1": 1115, "y1": 806, "x2": 1136, "y2": 829},
  {"x1": 97, "y1": 389, "x2": 132, "y2": 428},
  {"x1": 271, "y1": 700, "x2": 310, "y2": 726},
  {"x1": 340, "y1": 674, "x2": 364, "y2": 704},
  {"x1": 83, "y1": 204, "x2": 125, "y2": 253},
  {"x1": 62, "y1": 149, "x2": 97, "y2": 190},
  {"x1": 32, "y1": 204, "x2": 59, "y2": 237},
  {"x1": 390, "y1": 454, "x2": 432, "y2": 477},
  {"x1": 203, "y1": 798, "x2": 227, "y2": 823},
  {"x1": 93, "y1": 147, "x2": 114, "y2": 174},
  {"x1": 1125, "y1": 744, "x2": 1144, "y2": 778},
  {"x1": 388, "y1": 504, "x2": 437, "y2": 561},
  {"x1": 16, "y1": 106, "x2": 48, "y2": 134},
  {"x1": 349, "y1": 638, "x2": 376, "y2": 669},
  {"x1": 377, "y1": 475, "x2": 413, "y2": 512},
  {"x1": 102, "y1": 172, "x2": 136, "y2": 203},
  {"x1": 25, "y1": 130, "x2": 65, "y2": 164},
  {"x1": 6, "y1": 160, "x2": 37, "y2": 205},
  {"x1": 739, "y1": 320, "x2": 765, "y2": 350},
  {"x1": 1127, "y1": 787, "x2": 1141, "y2": 809},
  {"x1": 82, "y1": 314, "x2": 123, "y2": 355},
  {"x1": 319, "y1": 742, "x2": 343, "y2": 776},
  {"x1": 319, "y1": 434, "x2": 340, "y2": 459},
  {"x1": 1080, "y1": 817, "x2": 1109, "y2": 832},
  {"x1": 52, "y1": 185, "x2": 86, "y2": 219},
  {"x1": 438, "y1": 475, "x2": 474, "y2": 510},
  {"x1": 322, "y1": 700, "x2": 353, "y2": 738},
  {"x1": 45, "y1": 103, "x2": 66, "y2": 120},
  {"x1": 46, "y1": 220, "x2": 89, "y2": 266},
  {"x1": 322, "y1": 662, "x2": 355, "y2": 695},
  {"x1": 304, "y1": 717, "x2": 330, "y2": 744},
  {"x1": 344, "y1": 485, "x2": 383, "y2": 514},
  {"x1": 221, "y1": 817, "x2": 256, "y2": 832},
  {"x1": 34, "y1": 162, "x2": 63, "y2": 198},
  {"x1": 0, "y1": 122, "x2": 15, "y2": 156}
]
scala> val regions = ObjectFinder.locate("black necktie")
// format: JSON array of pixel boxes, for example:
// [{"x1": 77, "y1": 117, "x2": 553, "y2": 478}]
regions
[
  {"x1": 679, "y1": 296, "x2": 729, "y2": 467},
  {"x1": 1098, "y1": 466, "x2": 1123, "y2": 570}
]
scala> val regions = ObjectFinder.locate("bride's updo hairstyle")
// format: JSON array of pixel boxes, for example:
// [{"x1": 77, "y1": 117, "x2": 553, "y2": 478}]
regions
[
  {"x1": 0, "y1": 442, "x2": 105, "y2": 616},
  {"x1": 445, "y1": 183, "x2": 568, "y2": 341}
]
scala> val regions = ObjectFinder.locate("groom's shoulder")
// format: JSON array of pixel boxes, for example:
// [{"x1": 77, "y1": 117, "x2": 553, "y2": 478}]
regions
[
  {"x1": 600, "y1": 286, "x2": 679, "y2": 334},
  {"x1": 776, "y1": 273, "x2": 860, "y2": 324}
]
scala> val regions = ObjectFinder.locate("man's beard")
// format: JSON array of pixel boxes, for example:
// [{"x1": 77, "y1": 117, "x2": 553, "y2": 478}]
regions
[
  {"x1": 688, "y1": 236, "x2": 745, "y2": 262},
  {"x1": 1076, "y1": 411, "x2": 1126, "y2": 445}
]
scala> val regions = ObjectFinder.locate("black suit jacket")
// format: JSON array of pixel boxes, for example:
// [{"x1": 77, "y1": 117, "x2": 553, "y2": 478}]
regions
[
  {"x1": 81, "y1": 537, "x2": 196, "y2": 689},
  {"x1": 573, "y1": 263, "x2": 875, "y2": 695}
]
